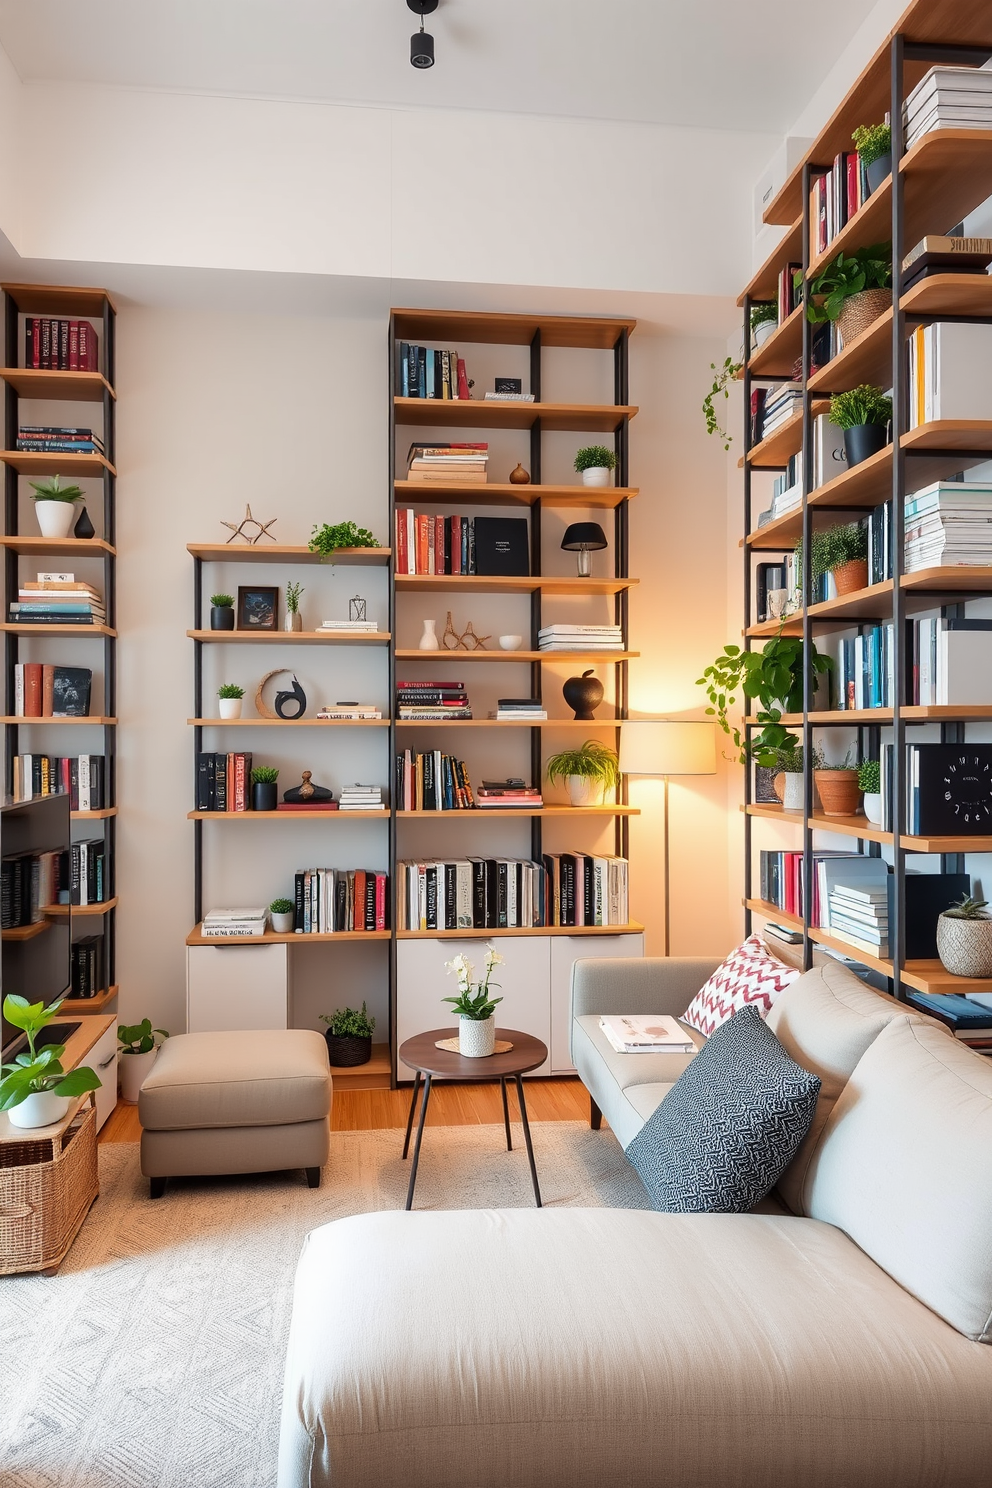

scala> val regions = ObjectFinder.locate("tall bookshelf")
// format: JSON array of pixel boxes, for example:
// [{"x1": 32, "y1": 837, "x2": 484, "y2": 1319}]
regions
[
  {"x1": 1, "y1": 284, "x2": 118, "y2": 1015},
  {"x1": 739, "y1": 0, "x2": 992, "y2": 998}
]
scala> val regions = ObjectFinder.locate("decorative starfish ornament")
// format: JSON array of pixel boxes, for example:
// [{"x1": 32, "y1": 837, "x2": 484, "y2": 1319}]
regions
[{"x1": 222, "y1": 504, "x2": 278, "y2": 545}]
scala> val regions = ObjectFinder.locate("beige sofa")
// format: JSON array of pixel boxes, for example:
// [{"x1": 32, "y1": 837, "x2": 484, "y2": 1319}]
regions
[{"x1": 277, "y1": 958, "x2": 992, "y2": 1488}]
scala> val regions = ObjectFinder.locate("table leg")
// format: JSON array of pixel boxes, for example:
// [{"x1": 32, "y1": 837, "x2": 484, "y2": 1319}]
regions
[
  {"x1": 402, "y1": 1069, "x2": 422, "y2": 1160},
  {"x1": 404, "y1": 1074, "x2": 432, "y2": 1211},
  {"x1": 500, "y1": 1077, "x2": 513, "y2": 1152},
  {"x1": 514, "y1": 1074, "x2": 542, "y2": 1208}
]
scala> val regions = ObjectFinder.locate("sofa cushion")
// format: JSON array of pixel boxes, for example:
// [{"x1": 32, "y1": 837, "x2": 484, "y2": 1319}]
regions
[
  {"x1": 279, "y1": 1208, "x2": 992, "y2": 1488},
  {"x1": 624, "y1": 1005, "x2": 820, "y2": 1213},
  {"x1": 806, "y1": 1016, "x2": 992, "y2": 1343},
  {"x1": 682, "y1": 933, "x2": 800, "y2": 1037},
  {"x1": 766, "y1": 959, "x2": 912, "y2": 1215},
  {"x1": 139, "y1": 1029, "x2": 330, "y2": 1131}
]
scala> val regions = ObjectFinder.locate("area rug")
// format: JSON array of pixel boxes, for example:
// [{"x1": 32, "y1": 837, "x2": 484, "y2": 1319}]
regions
[{"x1": 1, "y1": 1123, "x2": 648, "y2": 1488}]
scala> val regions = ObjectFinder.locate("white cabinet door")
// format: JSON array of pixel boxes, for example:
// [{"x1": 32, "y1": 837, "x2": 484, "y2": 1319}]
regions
[
  {"x1": 88, "y1": 1019, "x2": 119, "y2": 1131},
  {"x1": 396, "y1": 938, "x2": 552, "y2": 1077},
  {"x1": 549, "y1": 934, "x2": 644, "y2": 1074},
  {"x1": 187, "y1": 944, "x2": 290, "y2": 1032}
]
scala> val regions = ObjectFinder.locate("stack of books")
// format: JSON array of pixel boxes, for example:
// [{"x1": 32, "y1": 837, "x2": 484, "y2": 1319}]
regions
[
  {"x1": 23, "y1": 319, "x2": 99, "y2": 370},
  {"x1": 195, "y1": 752, "x2": 253, "y2": 812},
  {"x1": 538, "y1": 624, "x2": 623, "y2": 652},
  {"x1": 491, "y1": 698, "x2": 548, "y2": 721},
  {"x1": 406, "y1": 442, "x2": 488, "y2": 483},
  {"x1": 599, "y1": 1015, "x2": 694, "y2": 1054},
  {"x1": 10, "y1": 579, "x2": 105, "y2": 626},
  {"x1": 396, "y1": 751, "x2": 474, "y2": 810},
  {"x1": 484, "y1": 391, "x2": 535, "y2": 402},
  {"x1": 338, "y1": 784, "x2": 386, "y2": 812},
  {"x1": 397, "y1": 345, "x2": 469, "y2": 400},
  {"x1": 760, "y1": 385, "x2": 802, "y2": 442},
  {"x1": 904, "y1": 990, "x2": 992, "y2": 1051},
  {"x1": 293, "y1": 869, "x2": 389, "y2": 933},
  {"x1": 905, "y1": 65, "x2": 992, "y2": 150},
  {"x1": 201, "y1": 908, "x2": 267, "y2": 939},
  {"x1": 395, "y1": 511, "x2": 528, "y2": 576},
  {"x1": 71, "y1": 934, "x2": 106, "y2": 1000},
  {"x1": 904, "y1": 482, "x2": 992, "y2": 570},
  {"x1": 318, "y1": 618, "x2": 379, "y2": 634},
  {"x1": 12, "y1": 753, "x2": 105, "y2": 809},
  {"x1": 16, "y1": 425, "x2": 105, "y2": 454},
  {"x1": 902, "y1": 235, "x2": 992, "y2": 289},
  {"x1": 828, "y1": 883, "x2": 889, "y2": 957},
  {"x1": 396, "y1": 681, "x2": 472, "y2": 720},
  {"x1": 475, "y1": 781, "x2": 543, "y2": 810},
  {"x1": 759, "y1": 849, "x2": 882, "y2": 925},
  {"x1": 315, "y1": 702, "x2": 382, "y2": 719},
  {"x1": 13, "y1": 663, "x2": 92, "y2": 718}
]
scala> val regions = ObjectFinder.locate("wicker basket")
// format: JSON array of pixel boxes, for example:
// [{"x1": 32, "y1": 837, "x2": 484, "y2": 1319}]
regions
[
  {"x1": 0, "y1": 1098, "x2": 99, "y2": 1275},
  {"x1": 836, "y1": 288, "x2": 892, "y2": 349}
]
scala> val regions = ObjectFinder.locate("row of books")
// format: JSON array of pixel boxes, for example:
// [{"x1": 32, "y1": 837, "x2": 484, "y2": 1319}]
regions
[
  {"x1": 880, "y1": 744, "x2": 992, "y2": 835},
  {"x1": 13, "y1": 664, "x2": 92, "y2": 718},
  {"x1": 759, "y1": 415, "x2": 849, "y2": 518},
  {"x1": 12, "y1": 754, "x2": 107, "y2": 811},
  {"x1": 397, "y1": 853, "x2": 630, "y2": 931},
  {"x1": 397, "y1": 345, "x2": 470, "y2": 400},
  {"x1": 23, "y1": 320, "x2": 99, "y2": 372},
  {"x1": 396, "y1": 751, "x2": 475, "y2": 811},
  {"x1": 1, "y1": 849, "x2": 63, "y2": 927},
  {"x1": 315, "y1": 704, "x2": 383, "y2": 720},
  {"x1": 394, "y1": 511, "x2": 529, "y2": 576},
  {"x1": 905, "y1": 481, "x2": 992, "y2": 570},
  {"x1": 759, "y1": 850, "x2": 886, "y2": 929},
  {"x1": 492, "y1": 699, "x2": 547, "y2": 720},
  {"x1": 809, "y1": 152, "x2": 875, "y2": 257},
  {"x1": 905, "y1": 65, "x2": 992, "y2": 150},
  {"x1": 294, "y1": 869, "x2": 388, "y2": 933},
  {"x1": 15, "y1": 425, "x2": 105, "y2": 455},
  {"x1": 835, "y1": 618, "x2": 992, "y2": 710},
  {"x1": 760, "y1": 385, "x2": 802, "y2": 441},
  {"x1": 406, "y1": 442, "x2": 489, "y2": 484},
  {"x1": 903, "y1": 991, "x2": 992, "y2": 1050},
  {"x1": 908, "y1": 323, "x2": 992, "y2": 428},
  {"x1": 397, "y1": 682, "x2": 472, "y2": 720},
  {"x1": 195, "y1": 753, "x2": 254, "y2": 812},
  {"x1": 71, "y1": 934, "x2": 107, "y2": 1000},
  {"x1": 68, "y1": 838, "x2": 109, "y2": 906},
  {"x1": 539, "y1": 624, "x2": 623, "y2": 652},
  {"x1": 10, "y1": 580, "x2": 105, "y2": 625}
]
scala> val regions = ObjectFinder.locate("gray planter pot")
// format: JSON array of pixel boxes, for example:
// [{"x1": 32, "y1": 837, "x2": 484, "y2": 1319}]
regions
[{"x1": 936, "y1": 914, "x2": 992, "y2": 978}]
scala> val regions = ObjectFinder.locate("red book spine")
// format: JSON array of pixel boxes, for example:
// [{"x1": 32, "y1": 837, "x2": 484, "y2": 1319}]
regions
[
  {"x1": 40, "y1": 318, "x2": 52, "y2": 369},
  {"x1": 456, "y1": 357, "x2": 470, "y2": 400},
  {"x1": 59, "y1": 319, "x2": 70, "y2": 370},
  {"x1": 23, "y1": 663, "x2": 43, "y2": 717},
  {"x1": 846, "y1": 152, "x2": 859, "y2": 222},
  {"x1": 29, "y1": 318, "x2": 40, "y2": 368},
  {"x1": 79, "y1": 321, "x2": 99, "y2": 372},
  {"x1": 375, "y1": 873, "x2": 386, "y2": 931},
  {"x1": 68, "y1": 321, "x2": 80, "y2": 371},
  {"x1": 354, "y1": 870, "x2": 366, "y2": 932},
  {"x1": 395, "y1": 508, "x2": 408, "y2": 574},
  {"x1": 416, "y1": 514, "x2": 429, "y2": 574},
  {"x1": 226, "y1": 753, "x2": 234, "y2": 812},
  {"x1": 434, "y1": 514, "x2": 445, "y2": 575},
  {"x1": 234, "y1": 753, "x2": 246, "y2": 812},
  {"x1": 451, "y1": 514, "x2": 461, "y2": 575}
]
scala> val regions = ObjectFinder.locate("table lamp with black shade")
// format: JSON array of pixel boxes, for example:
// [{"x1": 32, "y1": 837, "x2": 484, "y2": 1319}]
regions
[{"x1": 561, "y1": 522, "x2": 608, "y2": 577}]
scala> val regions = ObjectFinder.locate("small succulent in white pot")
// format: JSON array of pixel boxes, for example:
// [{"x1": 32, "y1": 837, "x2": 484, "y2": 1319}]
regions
[{"x1": 936, "y1": 895, "x2": 992, "y2": 979}]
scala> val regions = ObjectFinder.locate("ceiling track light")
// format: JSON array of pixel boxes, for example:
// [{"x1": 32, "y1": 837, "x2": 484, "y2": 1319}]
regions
[{"x1": 407, "y1": 0, "x2": 438, "y2": 69}]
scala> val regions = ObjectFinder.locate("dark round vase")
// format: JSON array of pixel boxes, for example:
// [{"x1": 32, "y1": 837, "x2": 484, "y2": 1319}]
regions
[
  {"x1": 865, "y1": 152, "x2": 891, "y2": 195},
  {"x1": 843, "y1": 423, "x2": 888, "y2": 467},
  {"x1": 324, "y1": 1033, "x2": 372, "y2": 1068},
  {"x1": 211, "y1": 606, "x2": 235, "y2": 630},
  {"x1": 562, "y1": 669, "x2": 604, "y2": 721},
  {"x1": 252, "y1": 781, "x2": 278, "y2": 812}
]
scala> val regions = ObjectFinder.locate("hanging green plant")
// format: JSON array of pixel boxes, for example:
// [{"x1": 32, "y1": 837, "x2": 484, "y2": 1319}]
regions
[
  {"x1": 697, "y1": 636, "x2": 832, "y2": 767},
  {"x1": 703, "y1": 356, "x2": 743, "y2": 449}
]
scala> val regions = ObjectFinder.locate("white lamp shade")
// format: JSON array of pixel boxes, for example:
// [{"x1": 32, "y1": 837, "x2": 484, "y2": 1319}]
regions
[{"x1": 620, "y1": 720, "x2": 716, "y2": 776}]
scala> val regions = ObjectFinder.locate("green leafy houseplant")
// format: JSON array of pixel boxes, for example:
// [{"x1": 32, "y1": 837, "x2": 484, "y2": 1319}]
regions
[
  {"x1": 210, "y1": 593, "x2": 234, "y2": 608},
  {"x1": 320, "y1": 1003, "x2": 377, "y2": 1037},
  {"x1": 750, "y1": 302, "x2": 777, "y2": 331},
  {"x1": 0, "y1": 995, "x2": 102, "y2": 1114},
  {"x1": 218, "y1": 683, "x2": 244, "y2": 700},
  {"x1": 858, "y1": 758, "x2": 881, "y2": 793},
  {"x1": 285, "y1": 582, "x2": 304, "y2": 613},
  {"x1": 800, "y1": 243, "x2": 892, "y2": 324},
  {"x1": 573, "y1": 446, "x2": 617, "y2": 473},
  {"x1": 545, "y1": 740, "x2": 620, "y2": 791},
  {"x1": 797, "y1": 522, "x2": 869, "y2": 582},
  {"x1": 772, "y1": 738, "x2": 804, "y2": 773},
  {"x1": 703, "y1": 356, "x2": 743, "y2": 449},
  {"x1": 443, "y1": 947, "x2": 503, "y2": 1020},
  {"x1": 251, "y1": 765, "x2": 279, "y2": 785},
  {"x1": 852, "y1": 123, "x2": 891, "y2": 167},
  {"x1": 118, "y1": 1019, "x2": 169, "y2": 1056},
  {"x1": 697, "y1": 637, "x2": 832, "y2": 767},
  {"x1": 270, "y1": 897, "x2": 294, "y2": 915},
  {"x1": 828, "y1": 384, "x2": 892, "y2": 430},
  {"x1": 812, "y1": 747, "x2": 855, "y2": 772},
  {"x1": 28, "y1": 474, "x2": 85, "y2": 504},
  {"x1": 309, "y1": 522, "x2": 380, "y2": 555}
]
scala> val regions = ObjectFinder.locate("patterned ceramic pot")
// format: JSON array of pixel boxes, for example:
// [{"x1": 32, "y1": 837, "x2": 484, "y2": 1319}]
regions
[
  {"x1": 936, "y1": 914, "x2": 992, "y2": 978},
  {"x1": 459, "y1": 1016, "x2": 496, "y2": 1058}
]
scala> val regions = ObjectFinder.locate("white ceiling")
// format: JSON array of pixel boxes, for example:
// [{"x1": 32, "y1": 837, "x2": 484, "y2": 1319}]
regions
[{"x1": 0, "y1": 0, "x2": 870, "y2": 134}]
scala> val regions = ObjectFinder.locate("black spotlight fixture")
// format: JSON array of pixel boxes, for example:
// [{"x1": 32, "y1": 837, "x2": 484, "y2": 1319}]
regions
[
  {"x1": 561, "y1": 522, "x2": 609, "y2": 578},
  {"x1": 408, "y1": 0, "x2": 438, "y2": 69}
]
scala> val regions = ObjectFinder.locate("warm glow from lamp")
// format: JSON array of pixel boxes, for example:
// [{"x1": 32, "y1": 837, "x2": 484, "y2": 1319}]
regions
[{"x1": 620, "y1": 721, "x2": 716, "y2": 777}]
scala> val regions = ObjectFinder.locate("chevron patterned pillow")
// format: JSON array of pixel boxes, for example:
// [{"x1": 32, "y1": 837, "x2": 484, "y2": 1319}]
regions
[
  {"x1": 625, "y1": 1004, "x2": 821, "y2": 1213},
  {"x1": 682, "y1": 933, "x2": 799, "y2": 1037}
]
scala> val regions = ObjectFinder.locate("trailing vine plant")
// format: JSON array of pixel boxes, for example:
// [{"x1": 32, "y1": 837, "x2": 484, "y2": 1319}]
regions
[
  {"x1": 697, "y1": 636, "x2": 832, "y2": 767},
  {"x1": 703, "y1": 356, "x2": 743, "y2": 450}
]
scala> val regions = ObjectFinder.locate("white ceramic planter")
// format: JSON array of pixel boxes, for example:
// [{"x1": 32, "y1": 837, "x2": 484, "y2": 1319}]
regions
[
  {"x1": 459, "y1": 1015, "x2": 496, "y2": 1058},
  {"x1": 120, "y1": 1046, "x2": 159, "y2": 1104},
  {"x1": 752, "y1": 320, "x2": 777, "y2": 349},
  {"x1": 271, "y1": 910, "x2": 295, "y2": 933},
  {"x1": 863, "y1": 792, "x2": 883, "y2": 825},
  {"x1": 218, "y1": 697, "x2": 243, "y2": 719},
  {"x1": 782, "y1": 773, "x2": 804, "y2": 810},
  {"x1": 8, "y1": 1091, "x2": 72, "y2": 1129},
  {"x1": 581, "y1": 467, "x2": 611, "y2": 488},
  {"x1": 34, "y1": 500, "x2": 78, "y2": 539},
  {"x1": 937, "y1": 914, "x2": 992, "y2": 978},
  {"x1": 418, "y1": 618, "x2": 440, "y2": 651},
  {"x1": 567, "y1": 775, "x2": 604, "y2": 807}
]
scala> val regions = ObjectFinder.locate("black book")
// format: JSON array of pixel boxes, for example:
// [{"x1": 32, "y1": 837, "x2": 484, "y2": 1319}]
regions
[
  {"x1": 334, "y1": 874, "x2": 347, "y2": 932},
  {"x1": 196, "y1": 752, "x2": 215, "y2": 811},
  {"x1": 444, "y1": 516, "x2": 452, "y2": 575},
  {"x1": 583, "y1": 854, "x2": 595, "y2": 925},
  {"x1": 213, "y1": 755, "x2": 227, "y2": 812},
  {"x1": 470, "y1": 857, "x2": 486, "y2": 927},
  {"x1": 483, "y1": 859, "x2": 499, "y2": 929},
  {"x1": 444, "y1": 863, "x2": 457, "y2": 929},
  {"x1": 911, "y1": 744, "x2": 992, "y2": 834},
  {"x1": 407, "y1": 344, "x2": 418, "y2": 398},
  {"x1": 887, "y1": 872, "x2": 971, "y2": 959},
  {"x1": 473, "y1": 517, "x2": 530, "y2": 577},
  {"x1": 52, "y1": 667, "x2": 92, "y2": 717},
  {"x1": 496, "y1": 861, "x2": 508, "y2": 928},
  {"x1": 425, "y1": 865, "x2": 438, "y2": 930}
]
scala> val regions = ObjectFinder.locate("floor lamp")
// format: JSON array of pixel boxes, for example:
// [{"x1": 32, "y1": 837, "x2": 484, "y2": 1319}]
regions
[{"x1": 619, "y1": 721, "x2": 716, "y2": 956}]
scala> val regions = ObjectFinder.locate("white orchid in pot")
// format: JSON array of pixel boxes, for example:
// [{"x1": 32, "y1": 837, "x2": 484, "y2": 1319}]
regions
[{"x1": 443, "y1": 945, "x2": 504, "y2": 1058}]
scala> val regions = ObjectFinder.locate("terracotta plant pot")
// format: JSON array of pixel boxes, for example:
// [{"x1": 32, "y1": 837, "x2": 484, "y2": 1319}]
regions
[
  {"x1": 835, "y1": 288, "x2": 892, "y2": 349},
  {"x1": 813, "y1": 769, "x2": 860, "y2": 817},
  {"x1": 936, "y1": 914, "x2": 992, "y2": 978},
  {"x1": 832, "y1": 559, "x2": 869, "y2": 595}
]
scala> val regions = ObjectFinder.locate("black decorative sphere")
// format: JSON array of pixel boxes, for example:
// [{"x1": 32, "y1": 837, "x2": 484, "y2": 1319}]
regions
[{"x1": 563, "y1": 669, "x2": 603, "y2": 721}]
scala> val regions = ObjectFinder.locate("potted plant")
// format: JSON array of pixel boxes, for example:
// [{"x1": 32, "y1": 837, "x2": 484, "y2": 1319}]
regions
[
  {"x1": 443, "y1": 946, "x2": 503, "y2": 1058},
  {"x1": 697, "y1": 636, "x2": 832, "y2": 766},
  {"x1": 802, "y1": 242, "x2": 892, "y2": 348},
  {"x1": 799, "y1": 521, "x2": 870, "y2": 597},
  {"x1": 285, "y1": 581, "x2": 304, "y2": 633},
  {"x1": 573, "y1": 445, "x2": 617, "y2": 488},
  {"x1": 251, "y1": 765, "x2": 278, "y2": 811},
  {"x1": 771, "y1": 738, "x2": 805, "y2": 810},
  {"x1": 218, "y1": 682, "x2": 244, "y2": 720},
  {"x1": 852, "y1": 122, "x2": 892, "y2": 196},
  {"x1": 0, "y1": 994, "x2": 102, "y2": 1129},
  {"x1": 28, "y1": 474, "x2": 85, "y2": 540},
  {"x1": 751, "y1": 302, "x2": 778, "y2": 349},
  {"x1": 270, "y1": 897, "x2": 295, "y2": 934},
  {"x1": 210, "y1": 593, "x2": 235, "y2": 631},
  {"x1": 828, "y1": 384, "x2": 893, "y2": 467},
  {"x1": 546, "y1": 740, "x2": 620, "y2": 807},
  {"x1": 936, "y1": 894, "x2": 992, "y2": 979},
  {"x1": 308, "y1": 521, "x2": 381, "y2": 557},
  {"x1": 703, "y1": 356, "x2": 743, "y2": 450},
  {"x1": 319, "y1": 1002, "x2": 376, "y2": 1066},
  {"x1": 859, "y1": 757, "x2": 882, "y2": 824},
  {"x1": 118, "y1": 1019, "x2": 169, "y2": 1104},
  {"x1": 813, "y1": 748, "x2": 860, "y2": 817}
]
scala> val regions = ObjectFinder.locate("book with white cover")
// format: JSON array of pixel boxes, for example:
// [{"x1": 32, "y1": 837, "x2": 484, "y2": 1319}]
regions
[
  {"x1": 910, "y1": 323, "x2": 992, "y2": 425},
  {"x1": 816, "y1": 858, "x2": 889, "y2": 929},
  {"x1": 599, "y1": 1014, "x2": 694, "y2": 1053},
  {"x1": 204, "y1": 907, "x2": 267, "y2": 922}
]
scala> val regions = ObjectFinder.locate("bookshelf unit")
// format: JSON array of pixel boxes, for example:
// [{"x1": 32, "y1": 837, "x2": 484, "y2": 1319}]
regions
[
  {"x1": 1, "y1": 284, "x2": 118, "y2": 1016},
  {"x1": 739, "y1": 0, "x2": 992, "y2": 1000}
]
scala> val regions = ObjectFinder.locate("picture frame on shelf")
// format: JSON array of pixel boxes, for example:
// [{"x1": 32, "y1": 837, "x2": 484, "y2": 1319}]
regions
[{"x1": 237, "y1": 585, "x2": 278, "y2": 631}]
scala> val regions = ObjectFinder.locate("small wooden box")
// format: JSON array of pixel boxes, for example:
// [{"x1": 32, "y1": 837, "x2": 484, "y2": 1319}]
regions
[{"x1": 0, "y1": 1097, "x2": 99, "y2": 1275}]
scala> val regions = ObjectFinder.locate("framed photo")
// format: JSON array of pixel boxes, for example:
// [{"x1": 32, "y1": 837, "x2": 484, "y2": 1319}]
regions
[{"x1": 237, "y1": 585, "x2": 278, "y2": 631}]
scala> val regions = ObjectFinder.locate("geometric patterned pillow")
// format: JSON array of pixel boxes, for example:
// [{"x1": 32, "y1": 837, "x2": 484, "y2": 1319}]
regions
[
  {"x1": 682, "y1": 933, "x2": 800, "y2": 1038},
  {"x1": 624, "y1": 1004, "x2": 821, "y2": 1213}
]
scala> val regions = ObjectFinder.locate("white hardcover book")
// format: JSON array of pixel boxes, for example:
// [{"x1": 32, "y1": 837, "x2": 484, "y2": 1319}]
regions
[
  {"x1": 599, "y1": 1015, "x2": 694, "y2": 1053},
  {"x1": 506, "y1": 861, "x2": 517, "y2": 928},
  {"x1": 937, "y1": 621, "x2": 992, "y2": 706},
  {"x1": 455, "y1": 861, "x2": 473, "y2": 927},
  {"x1": 78, "y1": 753, "x2": 91, "y2": 812},
  {"x1": 928, "y1": 323, "x2": 992, "y2": 421},
  {"x1": 812, "y1": 413, "x2": 849, "y2": 489},
  {"x1": 14, "y1": 663, "x2": 23, "y2": 717}
]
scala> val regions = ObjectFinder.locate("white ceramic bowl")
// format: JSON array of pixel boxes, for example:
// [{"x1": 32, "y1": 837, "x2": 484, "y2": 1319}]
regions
[{"x1": 499, "y1": 635, "x2": 523, "y2": 651}]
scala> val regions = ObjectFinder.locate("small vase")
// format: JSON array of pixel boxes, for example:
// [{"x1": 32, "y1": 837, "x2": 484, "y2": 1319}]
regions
[
  {"x1": 508, "y1": 463, "x2": 531, "y2": 485},
  {"x1": 284, "y1": 612, "x2": 302, "y2": 632},
  {"x1": 843, "y1": 424, "x2": 888, "y2": 467},
  {"x1": 782, "y1": 772, "x2": 804, "y2": 811},
  {"x1": 752, "y1": 320, "x2": 776, "y2": 349},
  {"x1": 271, "y1": 910, "x2": 295, "y2": 934},
  {"x1": 863, "y1": 792, "x2": 883, "y2": 825},
  {"x1": 832, "y1": 559, "x2": 869, "y2": 595},
  {"x1": 865, "y1": 153, "x2": 892, "y2": 195},
  {"x1": 34, "y1": 501, "x2": 77, "y2": 539},
  {"x1": 252, "y1": 781, "x2": 278, "y2": 812},
  {"x1": 418, "y1": 618, "x2": 440, "y2": 651},
  {"x1": 936, "y1": 914, "x2": 992, "y2": 978},
  {"x1": 120, "y1": 1047, "x2": 158, "y2": 1105},
  {"x1": 458, "y1": 1016, "x2": 496, "y2": 1058},
  {"x1": 210, "y1": 606, "x2": 235, "y2": 631},
  {"x1": 73, "y1": 504, "x2": 96, "y2": 539},
  {"x1": 813, "y1": 769, "x2": 860, "y2": 817},
  {"x1": 218, "y1": 697, "x2": 242, "y2": 719},
  {"x1": 581, "y1": 467, "x2": 611, "y2": 488},
  {"x1": 8, "y1": 1091, "x2": 72, "y2": 1129}
]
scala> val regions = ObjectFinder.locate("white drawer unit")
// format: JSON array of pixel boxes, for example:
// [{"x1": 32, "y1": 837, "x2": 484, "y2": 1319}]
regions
[
  {"x1": 87, "y1": 1018, "x2": 119, "y2": 1132},
  {"x1": 187, "y1": 944, "x2": 291, "y2": 1032},
  {"x1": 549, "y1": 934, "x2": 645, "y2": 1074}
]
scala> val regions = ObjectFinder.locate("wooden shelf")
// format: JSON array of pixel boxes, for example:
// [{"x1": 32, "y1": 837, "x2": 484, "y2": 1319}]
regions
[
  {"x1": 186, "y1": 629, "x2": 389, "y2": 645},
  {"x1": 747, "y1": 569, "x2": 992, "y2": 636},
  {"x1": 747, "y1": 304, "x2": 803, "y2": 379},
  {"x1": 187, "y1": 544, "x2": 389, "y2": 565},
  {"x1": 1, "y1": 919, "x2": 52, "y2": 942},
  {"x1": 329, "y1": 1043, "x2": 391, "y2": 1090},
  {"x1": 393, "y1": 648, "x2": 637, "y2": 663},
  {"x1": 188, "y1": 810, "x2": 387, "y2": 820},
  {"x1": 745, "y1": 899, "x2": 803, "y2": 929},
  {"x1": 60, "y1": 985, "x2": 119, "y2": 1013},
  {"x1": 1, "y1": 281, "x2": 116, "y2": 316},
  {"x1": 394, "y1": 398, "x2": 637, "y2": 433},
  {"x1": 396, "y1": 806, "x2": 639, "y2": 818},
  {"x1": 772, "y1": 706, "x2": 992, "y2": 724},
  {"x1": 744, "y1": 802, "x2": 803, "y2": 825},
  {"x1": 396, "y1": 923, "x2": 645, "y2": 940},
  {"x1": 745, "y1": 401, "x2": 830, "y2": 469},
  {"x1": 395, "y1": 717, "x2": 621, "y2": 727},
  {"x1": 0, "y1": 621, "x2": 115, "y2": 638},
  {"x1": 393, "y1": 480, "x2": 637, "y2": 509},
  {"x1": 738, "y1": 218, "x2": 803, "y2": 307},
  {"x1": 391, "y1": 308, "x2": 635, "y2": 350},
  {"x1": 186, "y1": 925, "x2": 390, "y2": 946},
  {"x1": 0, "y1": 536, "x2": 115, "y2": 558},
  {"x1": 746, "y1": 803, "x2": 992, "y2": 854},
  {"x1": 0, "y1": 715, "x2": 116, "y2": 725},
  {"x1": 72, "y1": 807, "x2": 116, "y2": 820},
  {"x1": 0, "y1": 449, "x2": 115, "y2": 478},
  {"x1": 44, "y1": 897, "x2": 118, "y2": 917},
  {"x1": 394, "y1": 575, "x2": 636, "y2": 596},
  {"x1": 0, "y1": 368, "x2": 114, "y2": 402},
  {"x1": 188, "y1": 716, "x2": 390, "y2": 727}
]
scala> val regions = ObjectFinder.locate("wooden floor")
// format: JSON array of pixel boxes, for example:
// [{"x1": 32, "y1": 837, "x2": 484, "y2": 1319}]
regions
[{"x1": 99, "y1": 1077, "x2": 592, "y2": 1143}]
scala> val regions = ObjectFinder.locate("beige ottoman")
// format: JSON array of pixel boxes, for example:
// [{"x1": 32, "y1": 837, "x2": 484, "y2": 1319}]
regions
[{"x1": 138, "y1": 1029, "x2": 331, "y2": 1198}]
